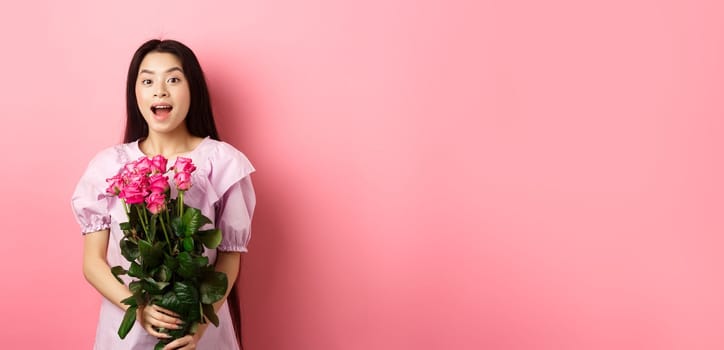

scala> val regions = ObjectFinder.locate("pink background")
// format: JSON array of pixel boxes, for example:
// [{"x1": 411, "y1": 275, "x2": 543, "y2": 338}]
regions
[{"x1": 1, "y1": 0, "x2": 723, "y2": 349}]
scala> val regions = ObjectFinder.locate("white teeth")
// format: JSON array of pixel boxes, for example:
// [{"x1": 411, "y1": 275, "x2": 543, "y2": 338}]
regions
[{"x1": 151, "y1": 105, "x2": 172, "y2": 114}]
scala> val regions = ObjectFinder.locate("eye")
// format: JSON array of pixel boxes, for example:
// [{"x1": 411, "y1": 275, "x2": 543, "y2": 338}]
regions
[
  {"x1": 167, "y1": 77, "x2": 181, "y2": 84},
  {"x1": 140, "y1": 79, "x2": 152, "y2": 85}
]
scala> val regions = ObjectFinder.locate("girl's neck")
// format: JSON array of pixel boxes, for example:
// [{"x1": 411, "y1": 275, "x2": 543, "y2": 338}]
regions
[{"x1": 139, "y1": 129, "x2": 203, "y2": 158}]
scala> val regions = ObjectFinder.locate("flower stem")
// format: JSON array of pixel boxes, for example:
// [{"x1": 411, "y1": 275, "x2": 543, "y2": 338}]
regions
[
  {"x1": 159, "y1": 214, "x2": 173, "y2": 254},
  {"x1": 122, "y1": 200, "x2": 130, "y2": 220},
  {"x1": 135, "y1": 205, "x2": 149, "y2": 240},
  {"x1": 178, "y1": 191, "x2": 185, "y2": 218},
  {"x1": 143, "y1": 207, "x2": 149, "y2": 233}
]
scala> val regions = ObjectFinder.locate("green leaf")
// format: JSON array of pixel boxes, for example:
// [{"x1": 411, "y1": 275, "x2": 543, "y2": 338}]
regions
[
  {"x1": 174, "y1": 282, "x2": 199, "y2": 307},
  {"x1": 120, "y1": 295, "x2": 138, "y2": 307},
  {"x1": 110, "y1": 266, "x2": 127, "y2": 284},
  {"x1": 158, "y1": 291, "x2": 181, "y2": 314},
  {"x1": 157, "y1": 282, "x2": 198, "y2": 316},
  {"x1": 154, "y1": 264, "x2": 172, "y2": 282},
  {"x1": 188, "y1": 301, "x2": 201, "y2": 323},
  {"x1": 119, "y1": 221, "x2": 131, "y2": 232},
  {"x1": 181, "y1": 207, "x2": 211, "y2": 236},
  {"x1": 194, "y1": 256, "x2": 209, "y2": 268},
  {"x1": 139, "y1": 240, "x2": 164, "y2": 268},
  {"x1": 124, "y1": 283, "x2": 146, "y2": 309},
  {"x1": 197, "y1": 229, "x2": 222, "y2": 249},
  {"x1": 128, "y1": 262, "x2": 144, "y2": 278},
  {"x1": 164, "y1": 254, "x2": 178, "y2": 270},
  {"x1": 202, "y1": 303, "x2": 219, "y2": 327},
  {"x1": 118, "y1": 306, "x2": 137, "y2": 339},
  {"x1": 171, "y1": 216, "x2": 185, "y2": 238},
  {"x1": 200, "y1": 271, "x2": 228, "y2": 304},
  {"x1": 129, "y1": 281, "x2": 143, "y2": 294},
  {"x1": 142, "y1": 277, "x2": 170, "y2": 294},
  {"x1": 177, "y1": 252, "x2": 197, "y2": 279},
  {"x1": 120, "y1": 239, "x2": 139, "y2": 261},
  {"x1": 183, "y1": 237, "x2": 194, "y2": 252}
]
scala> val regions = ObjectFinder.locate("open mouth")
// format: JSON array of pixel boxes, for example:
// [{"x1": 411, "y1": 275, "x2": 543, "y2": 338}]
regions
[{"x1": 151, "y1": 104, "x2": 173, "y2": 116}]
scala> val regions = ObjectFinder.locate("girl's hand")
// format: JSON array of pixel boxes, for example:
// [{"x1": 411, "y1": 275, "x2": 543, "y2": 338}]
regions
[
  {"x1": 138, "y1": 304, "x2": 184, "y2": 339},
  {"x1": 162, "y1": 333, "x2": 201, "y2": 350}
]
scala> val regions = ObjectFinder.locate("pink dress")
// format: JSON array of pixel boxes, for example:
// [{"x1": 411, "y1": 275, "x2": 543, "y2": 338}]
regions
[{"x1": 71, "y1": 137, "x2": 255, "y2": 350}]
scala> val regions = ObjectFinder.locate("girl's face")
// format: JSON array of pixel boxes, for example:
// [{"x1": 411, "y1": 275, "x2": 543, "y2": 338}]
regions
[{"x1": 135, "y1": 52, "x2": 191, "y2": 137}]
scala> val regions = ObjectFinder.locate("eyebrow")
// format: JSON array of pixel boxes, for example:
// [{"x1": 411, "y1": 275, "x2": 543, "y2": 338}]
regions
[{"x1": 139, "y1": 67, "x2": 184, "y2": 75}]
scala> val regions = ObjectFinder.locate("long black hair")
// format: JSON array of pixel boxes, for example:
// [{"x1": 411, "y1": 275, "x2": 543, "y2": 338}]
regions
[{"x1": 124, "y1": 39, "x2": 220, "y2": 143}]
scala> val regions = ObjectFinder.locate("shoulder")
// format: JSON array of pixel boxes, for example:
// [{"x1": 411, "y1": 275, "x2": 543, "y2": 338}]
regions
[
  {"x1": 201, "y1": 139, "x2": 255, "y2": 176},
  {"x1": 206, "y1": 139, "x2": 251, "y2": 161},
  {"x1": 194, "y1": 139, "x2": 255, "y2": 196}
]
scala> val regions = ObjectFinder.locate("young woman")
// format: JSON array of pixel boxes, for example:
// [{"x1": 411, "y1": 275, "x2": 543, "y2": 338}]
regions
[{"x1": 71, "y1": 39, "x2": 255, "y2": 349}]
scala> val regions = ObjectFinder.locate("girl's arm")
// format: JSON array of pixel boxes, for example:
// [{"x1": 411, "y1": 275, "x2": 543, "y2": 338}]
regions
[
  {"x1": 82, "y1": 230, "x2": 131, "y2": 309},
  {"x1": 83, "y1": 229, "x2": 181, "y2": 338},
  {"x1": 161, "y1": 251, "x2": 242, "y2": 350}
]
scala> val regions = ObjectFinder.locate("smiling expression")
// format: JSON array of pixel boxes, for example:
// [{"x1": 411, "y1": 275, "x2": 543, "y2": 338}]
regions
[{"x1": 135, "y1": 52, "x2": 191, "y2": 136}]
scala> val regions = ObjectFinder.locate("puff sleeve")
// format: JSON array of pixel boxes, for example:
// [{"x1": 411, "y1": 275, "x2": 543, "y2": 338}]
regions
[
  {"x1": 210, "y1": 142, "x2": 256, "y2": 252},
  {"x1": 70, "y1": 149, "x2": 116, "y2": 234}
]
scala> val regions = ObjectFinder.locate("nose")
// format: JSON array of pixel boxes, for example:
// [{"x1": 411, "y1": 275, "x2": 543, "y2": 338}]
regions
[{"x1": 154, "y1": 85, "x2": 168, "y2": 98}]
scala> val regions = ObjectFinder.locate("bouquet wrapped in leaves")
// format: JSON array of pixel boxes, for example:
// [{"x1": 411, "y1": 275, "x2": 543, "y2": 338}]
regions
[{"x1": 105, "y1": 155, "x2": 228, "y2": 349}]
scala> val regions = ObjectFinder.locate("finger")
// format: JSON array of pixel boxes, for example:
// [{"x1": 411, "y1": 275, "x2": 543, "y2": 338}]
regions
[
  {"x1": 153, "y1": 305, "x2": 181, "y2": 317},
  {"x1": 147, "y1": 306, "x2": 183, "y2": 329},
  {"x1": 143, "y1": 323, "x2": 171, "y2": 339},
  {"x1": 149, "y1": 317, "x2": 182, "y2": 331},
  {"x1": 162, "y1": 335, "x2": 194, "y2": 350},
  {"x1": 145, "y1": 313, "x2": 181, "y2": 331}
]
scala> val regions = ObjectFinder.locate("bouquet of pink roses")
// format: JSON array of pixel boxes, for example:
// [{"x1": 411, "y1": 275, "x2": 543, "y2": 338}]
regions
[{"x1": 106, "y1": 156, "x2": 227, "y2": 350}]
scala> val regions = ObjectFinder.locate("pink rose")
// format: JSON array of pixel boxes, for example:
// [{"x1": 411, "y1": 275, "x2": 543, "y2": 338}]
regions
[
  {"x1": 150, "y1": 155, "x2": 168, "y2": 174},
  {"x1": 145, "y1": 191, "x2": 166, "y2": 214},
  {"x1": 121, "y1": 172, "x2": 148, "y2": 203},
  {"x1": 127, "y1": 173, "x2": 149, "y2": 190},
  {"x1": 134, "y1": 157, "x2": 153, "y2": 175},
  {"x1": 174, "y1": 171, "x2": 192, "y2": 191},
  {"x1": 148, "y1": 173, "x2": 169, "y2": 193},
  {"x1": 119, "y1": 182, "x2": 148, "y2": 204},
  {"x1": 172, "y1": 157, "x2": 196, "y2": 174},
  {"x1": 105, "y1": 174, "x2": 124, "y2": 195}
]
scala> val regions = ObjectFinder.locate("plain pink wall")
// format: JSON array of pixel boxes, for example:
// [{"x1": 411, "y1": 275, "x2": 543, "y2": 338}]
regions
[{"x1": 1, "y1": 0, "x2": 723, "y2": 349}]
